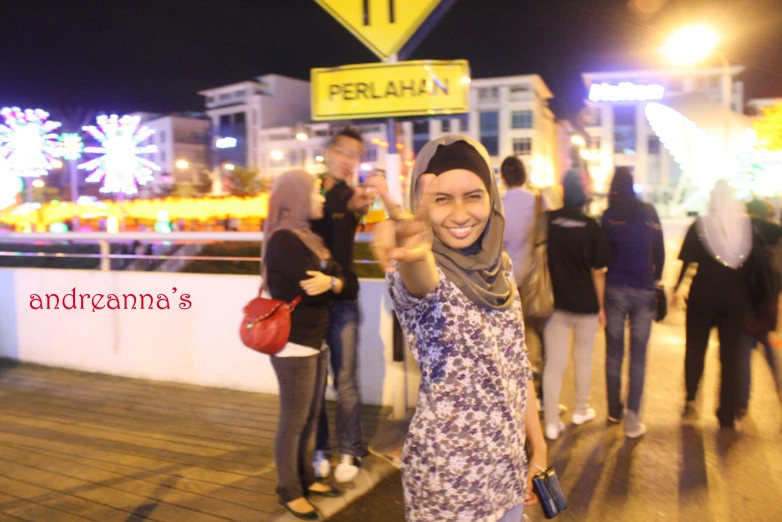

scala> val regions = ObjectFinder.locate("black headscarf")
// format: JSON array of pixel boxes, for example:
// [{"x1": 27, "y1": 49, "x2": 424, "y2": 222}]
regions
[{"x1": 411, "y1": 135, "x2": 514, "y2": 311}]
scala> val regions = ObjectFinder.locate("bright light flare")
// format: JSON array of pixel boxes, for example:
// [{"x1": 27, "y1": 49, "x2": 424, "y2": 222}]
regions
[
  {"x1": 224, "y1": 163, "x2": 235, "y2": 171},
  {"x1": 571, "y1": 135, "x2": 586, "y2": 148},
  {"x1": 176, "y1": 159, "x2": 189, "y2": 169},
  {"x1": 79, "y1": 114, "x2": 160, "y2": 195},
  {"x1": 0, "y1": 107, "x2": 62, "y2": 177},
  {"x1": 662, "y1": 25, "x2": 720, "y2": 66},
  {"x1": 32, "y1": 179, "x2": 45, "y2": 188},
  {"x1": 270, "y1": 150, "x2": 283, "y2": 160}
]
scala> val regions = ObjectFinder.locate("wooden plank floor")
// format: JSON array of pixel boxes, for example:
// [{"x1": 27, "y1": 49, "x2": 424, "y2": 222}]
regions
[{"x1": 0, "y1": 360, "x2": 387, "y2": 522}]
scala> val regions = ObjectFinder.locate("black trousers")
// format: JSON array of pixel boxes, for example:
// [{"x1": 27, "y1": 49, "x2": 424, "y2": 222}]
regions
[{"x1": 685, "y1": 294, "x2": 753, "y2": 426}]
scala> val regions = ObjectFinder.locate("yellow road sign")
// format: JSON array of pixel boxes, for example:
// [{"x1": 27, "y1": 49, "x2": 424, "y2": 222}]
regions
[
  {"x1": 311, "y1": 60, "x2": 470, "y2": 121},
  {"x1": 314, "y1": 0, "x2": 442, "y2": 61}
]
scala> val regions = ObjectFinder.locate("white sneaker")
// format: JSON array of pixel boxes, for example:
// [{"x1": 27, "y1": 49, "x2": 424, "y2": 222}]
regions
[
  {"x1": 313, "y1": 450, "x2": 331, "y2": 479},
  {"x1": 545, "y1": 421, "x2": 565, "y2": 441},
  {"x1": 624, "y1": 411, "x2": 647, "y2": 439},
  {"x1": 572, "y1": 407, "x2": 597, "y2": 426},
  {"x1": 334, "y1": 454, "x2": 361, "y2": 483}
]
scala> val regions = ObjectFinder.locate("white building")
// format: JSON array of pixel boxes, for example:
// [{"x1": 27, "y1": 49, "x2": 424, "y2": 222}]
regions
[
  {"x1": 392, "y1": 75, "x2": 557, "y2": 187},
  {"x1": 198, "y1": 75, "x2": 311, "y2": 170},
  {"x1": 580, "y1": 66, "x2": 746, "y2": 210},
  {"x1": 257, "y1": 122, "x2": 388, "y2": 180},
  {"x1": 198, "y1": 73, "x2": 559, "y2": 189},
  {"x1": 141, "y1": 113, "x2": 211, "y2": 186}
]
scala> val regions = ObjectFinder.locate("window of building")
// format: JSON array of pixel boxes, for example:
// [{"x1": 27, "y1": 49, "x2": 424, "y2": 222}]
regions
[
  {"x1": 479, "y1": 111, "x2": 499, "y2": 156},
  {"x1": 479, "y1": 87, "x2": 499, "y2": 100},
  {"x1": 441, "y1": 119, "x2": 451, "y2": 132},
  {"x1": 510, "y1": 84, "x2": 529, "y2": 93},
  {"x1": 234, "y1": 113, "x2": 246, "y2": 125},
  {"x1": 413, "y1": 120, "x2": 430, "y2": 155},
  {"x1": 160, "y1": 150, "x2": 166, "y2": 163},
  {"x1": 613, "y1": 105, "x2": 636, "y2": 155},
  {"x1": 512, "y1": 137, "x2": 532, "y2": 155},
  {"x1": 159, "y1": 130, "x2": 166, "y2": 144},
  {"x1": 648, "y1": 135, "x2": 660, "y2": 154},
  {"x1": 219, "y1": 114, "x2": 231, "y2": 126},
  {"x1": 589, "y1": 136, "x2": 601, "y2": 150},
  {"x1": 218, "y1": 93, "x2": 231, "y2": 101},
  {"x1": 458, "y1": 114, "x2": 469, "y2": 132},
  {"x1": 511, "y1": 110, "x2": 533, "y2": 129}
]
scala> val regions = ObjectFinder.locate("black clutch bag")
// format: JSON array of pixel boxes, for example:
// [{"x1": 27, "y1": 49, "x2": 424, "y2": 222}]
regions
[{"x1": 533, "y1": 466, "x2": 568, "y2": 519}]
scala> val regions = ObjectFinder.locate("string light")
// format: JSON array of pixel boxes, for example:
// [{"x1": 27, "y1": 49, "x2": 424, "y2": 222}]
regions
[{"x1": 0, "y1": 107, "x2": 62, "y2": 177}]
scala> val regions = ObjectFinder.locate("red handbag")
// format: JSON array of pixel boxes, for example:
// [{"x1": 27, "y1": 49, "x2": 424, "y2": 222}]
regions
[{"x1": 239, "y1": 286, "x2": 302, "y2": 355}]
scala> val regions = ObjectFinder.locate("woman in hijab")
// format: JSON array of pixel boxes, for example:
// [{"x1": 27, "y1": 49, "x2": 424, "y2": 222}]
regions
[
  {"x1": 673, "y1": 179, "x2": 754, "y2": 429},
  {"x1": 601, "y1": 167, "x2": 665, "y2": 438},
  {"x1": 542, "y1": 169, "x2": 611, "y2": 441},
  {"x1": 371, "y1": 136, "x2": 547, "y2": 522},
  {"x1": 263, "y1": 169, "x2": 345, "y2": 520}
]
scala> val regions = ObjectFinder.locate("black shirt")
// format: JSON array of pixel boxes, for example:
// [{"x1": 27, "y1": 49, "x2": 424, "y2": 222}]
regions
[
  {"x1": 678, "y1": 221, "x2": 751, "y2": 307},
  {"x1": 547, "y1": 208, "x2": 611, "y2": 314},
  {"x1": 265, "y1": 230, "x2": 343, "y2": 349},
  {"x1": 311, "y1": 180, "x2": 361, "y2": 301}
]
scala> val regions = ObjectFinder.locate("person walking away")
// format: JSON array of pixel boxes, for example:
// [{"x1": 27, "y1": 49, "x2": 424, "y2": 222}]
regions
[
  {"x1": 500, "y1": 157, "x2": 549, "y2": 401},
  {"x1": 311, "y1": 127, "x2": 376, "y2": 483},
  {"x1": 371, "y1": 135, "x2": 547, "y2": 522},
  {"x1": 672, "y1": 180, "x2": 754, "y2": 429},
  {"x1": 263, "y1": 170, "x2": 346, "y2": 521},
  {"x1": 543, "y1": 169, "x2": 611, "y2": 440},
  {"x1": 601, "y1": 167, "x2": 664, "y2": 438},
  {"x1": 743, "y1": 198, "x2": 782, "y2": 406}
]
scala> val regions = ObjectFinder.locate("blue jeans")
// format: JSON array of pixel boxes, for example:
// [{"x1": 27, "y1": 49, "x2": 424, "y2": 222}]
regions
[
  {"x1": 316, "y1": 300, "x2": 364, "y2": 457},
  {"x1": 605, "y1": 286, "x2": 656, "y2": 419}
]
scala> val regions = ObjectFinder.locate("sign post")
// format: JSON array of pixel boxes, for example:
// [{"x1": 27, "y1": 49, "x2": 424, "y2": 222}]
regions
[{"x1": 313, "y1": 0, "x2": 463, "y2": 419}]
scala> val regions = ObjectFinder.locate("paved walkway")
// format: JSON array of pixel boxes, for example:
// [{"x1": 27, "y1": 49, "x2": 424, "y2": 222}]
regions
[
  {"x1": 0, "y1": 361, "x2": 393, "y2": 522},
  {"x1": 330, "y1": 309, "x2": 782, "y2": 522}
]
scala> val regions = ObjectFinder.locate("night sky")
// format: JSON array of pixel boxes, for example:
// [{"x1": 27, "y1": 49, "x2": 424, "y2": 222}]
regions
[{"x1": 2, "y1": 0, "x2": 781, "y2": 122}]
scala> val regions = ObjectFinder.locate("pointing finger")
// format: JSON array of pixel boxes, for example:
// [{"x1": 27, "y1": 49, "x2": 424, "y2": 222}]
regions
[{"x1": 415, "y1": 174, "x2": 437, "y2": 223}]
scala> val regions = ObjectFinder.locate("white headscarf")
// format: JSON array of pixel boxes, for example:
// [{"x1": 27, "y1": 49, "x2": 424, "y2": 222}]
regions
[{"x1": 697, "y1": 179, "x2": 752, "y2": 269}]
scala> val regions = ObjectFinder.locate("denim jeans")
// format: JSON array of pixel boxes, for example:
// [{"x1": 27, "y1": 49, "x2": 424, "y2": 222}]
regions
[
  {"x1": 604, "y1": 285, "x2": 656, "y2": 419},
  {"x1": 271, "y1": 350, "x2": 329, "y2": 503},
  {"x1": 317, "y1": 300, "x2": 364, "y2": 457}
]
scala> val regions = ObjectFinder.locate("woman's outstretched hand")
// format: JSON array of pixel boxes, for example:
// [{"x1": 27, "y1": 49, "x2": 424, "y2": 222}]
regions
[{"x1": 371, "y1": 174, "x2": 437, "y2": 272}]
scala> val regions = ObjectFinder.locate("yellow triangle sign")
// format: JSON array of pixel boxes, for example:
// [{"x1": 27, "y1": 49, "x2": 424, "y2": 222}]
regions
[{"x1": 315, "y1": 0, "x2": 442, "y2": 61}]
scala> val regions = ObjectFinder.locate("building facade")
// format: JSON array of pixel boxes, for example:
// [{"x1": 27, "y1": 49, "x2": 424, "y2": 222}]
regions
[
  {"x1": 141, "y1": 113, "x2": 211, "y2": 186},
  {"x1": 580, "y1": 66, "x2": 746, "y2": 211},
  {"x1": 198, "y1": 75, "x2": 311, "y2": 171}
]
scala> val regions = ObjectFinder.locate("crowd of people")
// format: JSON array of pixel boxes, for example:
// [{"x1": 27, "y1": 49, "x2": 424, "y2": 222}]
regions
[{"x1": 259, "y1": 129, "x2": 782, "y2": 521}]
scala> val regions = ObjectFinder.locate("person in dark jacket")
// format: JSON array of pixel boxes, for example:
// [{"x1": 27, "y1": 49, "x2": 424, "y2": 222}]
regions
[
  {"x1": 672, "y1": 180, "x2": 755, "y2": 429},
  {"x1": 310, "y1": 127, "x2": 376, "y2": 482},
  {"x1": 743, "y1": 198, "x2": 782, "y2": 407},
  {"x1": 263, "y1": 169, "x2": 346, "y2": 521},
  {"x1": 601, "y1": 167, "x2": 664, "y2": 438}
]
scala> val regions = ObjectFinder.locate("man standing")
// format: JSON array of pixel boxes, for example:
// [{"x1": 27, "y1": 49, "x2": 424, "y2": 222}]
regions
[{"x1": 311, "y1": 127, "x2": 375, "y2": 482}]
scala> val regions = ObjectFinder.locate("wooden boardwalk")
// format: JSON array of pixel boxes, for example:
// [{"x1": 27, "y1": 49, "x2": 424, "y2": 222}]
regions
[{"x1": 0, "y1": 360, "x2": 388, "y2": 522}]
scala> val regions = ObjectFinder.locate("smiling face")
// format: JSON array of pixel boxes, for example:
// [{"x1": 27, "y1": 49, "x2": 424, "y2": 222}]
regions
[{"x1": 428, "y1": 169, "x2": 492, "y2": 250}]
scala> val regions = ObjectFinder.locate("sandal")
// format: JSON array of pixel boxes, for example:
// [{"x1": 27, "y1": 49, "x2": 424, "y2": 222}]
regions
[{"x1": 280, "y1": 501, "x2": 321, "y2": 521}]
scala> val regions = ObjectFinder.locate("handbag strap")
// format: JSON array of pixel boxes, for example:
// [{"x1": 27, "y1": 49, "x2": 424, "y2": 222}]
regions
[{"x1": 257, "y1": 283, "x2": 303, "y2": 310}]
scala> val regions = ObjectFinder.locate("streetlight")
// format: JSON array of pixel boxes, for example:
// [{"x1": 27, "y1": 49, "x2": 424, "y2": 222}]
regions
[
  {"x1": 176, "y1": 159, "x2": 189, "y2": 170},
  {"x1": 661, "y1": 24, "x2": 731, "y2": 109},
  {"x1": 32, "y1": 179, "x2": 45, "y2": 188},
  {"x1": 224, "y1": 163, "x2": 235, "y2": 171}
]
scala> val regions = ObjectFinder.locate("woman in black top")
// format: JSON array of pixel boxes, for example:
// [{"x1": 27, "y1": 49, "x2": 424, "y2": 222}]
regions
[
  {"x1": 262, "y1": 169, "x2": 344, "y2": 520},
  {"x1": 673, "y1": 180, "x2": 754, "y2": 429}
]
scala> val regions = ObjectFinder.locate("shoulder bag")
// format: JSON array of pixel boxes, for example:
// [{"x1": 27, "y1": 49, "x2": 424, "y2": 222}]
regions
[{"x1": 239, "y1": 285, "x2": 302, "y2": 355}]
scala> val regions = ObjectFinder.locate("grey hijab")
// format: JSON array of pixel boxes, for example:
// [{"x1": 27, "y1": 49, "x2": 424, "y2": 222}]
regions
[
  {"x1": 410, "y1": 135, "x2": 514, "y2": 311},
  {"x1": 262, "y1": 169, "x2": 330, "y2": 263}
]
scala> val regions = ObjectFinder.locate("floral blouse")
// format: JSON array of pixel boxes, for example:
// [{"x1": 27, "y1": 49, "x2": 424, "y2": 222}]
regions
[{"x1": 387, "y1": 265, "x2": 533, "y2": 522}]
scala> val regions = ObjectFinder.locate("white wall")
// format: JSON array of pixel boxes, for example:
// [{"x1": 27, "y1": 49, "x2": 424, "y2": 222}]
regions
[{"x1": 0, "y1": 269, "x2": 420, "y2": 407}]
